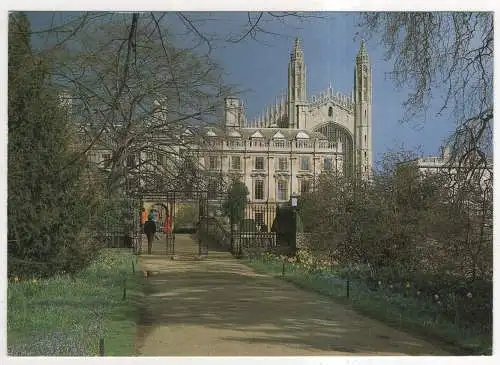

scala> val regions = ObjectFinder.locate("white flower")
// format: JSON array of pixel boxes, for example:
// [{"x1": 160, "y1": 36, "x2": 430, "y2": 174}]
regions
[
  {"x1": 434, "y1": 294, "x2": 439, "y2": 300},
  {"x1": 437, "y1": 301, "x2": 441, "y2": 305},
  {"x1": 467, "y1": 292, "x2": 472, "y2": 299},
  {"x1": 378, "y1": 281, "x2": 382, "y2": 285},
  {"x1": 417, "y1": 290, "x2": 421, "y2": 295},
  {"x1": 389, "y1": 284, "x2": 393, "y2": 289}
]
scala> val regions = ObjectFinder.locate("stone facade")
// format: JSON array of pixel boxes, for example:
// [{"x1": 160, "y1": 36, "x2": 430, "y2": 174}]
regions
[
  {"x1": 83, "y1": 38, "x2": 374, "y2": 209},
  {"x1": 197, "y1": 38, "x2": 373, "y2": 203},
  {"x1": 412, "y1": 146, "x2": 493, "y2": 190}
]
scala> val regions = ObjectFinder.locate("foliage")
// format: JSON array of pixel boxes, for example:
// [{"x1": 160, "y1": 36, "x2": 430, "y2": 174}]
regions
[
  {"x1": 174, "y1": 204, "x2": 198, "y2": 230},
  {"x1": 202, "y1": 217, "x2": 232, "y2": 252},
  {"x1": 245, "y1": 252, "x2": 491, "y2": 355},
  {"x1": 271, "y1": 204, "x2": 304, "y2": 233},
  {"x1": 8, "y1": 12, "x2": 101, "y2": 278},
  {"x1": 293, "y1": 148, "x2": 492, "y2": 353},
  {"x1": 8, "y1": 249, "x2": 143, "y2": 356},
  {"x1": 89, "y1": 198, "x2": 142, "y2": 251},
  {"x1": 301, "y1": 150, "x2": 492, "y2": 282},
  {"x1": 222, "y1": 179, "x2": 249, "y2": 224}
]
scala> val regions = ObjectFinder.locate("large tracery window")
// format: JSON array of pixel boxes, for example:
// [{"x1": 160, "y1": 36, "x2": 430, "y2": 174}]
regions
[
  {"x1": 328, "y1": 106, "x2": 333, "y2": 117},
  {"x1": 314, "y1": 122, "x2": 354, "y2": 176}
]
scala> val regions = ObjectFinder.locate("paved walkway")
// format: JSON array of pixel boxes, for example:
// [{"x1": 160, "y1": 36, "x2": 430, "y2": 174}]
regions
[{"x1": 135, "y1": 234, "x2": 450, "y2": 356}]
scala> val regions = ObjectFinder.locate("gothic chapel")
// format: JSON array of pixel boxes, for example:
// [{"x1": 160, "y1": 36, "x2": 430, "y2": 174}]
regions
[{"x1": 199, "y1": 37, "x2": 373, "y2": 204}]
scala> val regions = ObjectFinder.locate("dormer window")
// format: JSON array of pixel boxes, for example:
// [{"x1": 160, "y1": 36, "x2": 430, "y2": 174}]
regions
[
  {"x1": 251, "y1": 130, "x2": 264, "y2": 138},
  {"x1": 272, "y1": 131, "x2": 287, "y2": 148},
  {"x1": 296, "y1": 131, "x2": 311, "y2": 148},
  {"x1": 273, "y1": 139, "x2": 286, "y2": 148},
  {"x1": 250, "y1": 130, "x2": 266, "y2": 147},
  {"x1": 251, "y1": 138, "x2": 266, "y2": 147},
  {"x1": 296, "y1": 131, "x2": 309, "y2": 139}
]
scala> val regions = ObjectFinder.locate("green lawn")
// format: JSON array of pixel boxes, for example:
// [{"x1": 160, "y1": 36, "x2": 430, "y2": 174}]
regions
[
  {"x1": 7, "y1": 249, "x2": 144, "y2": 356},
  {"x1": 244, "y1": 255, "x2": 492, "y2": 356}
]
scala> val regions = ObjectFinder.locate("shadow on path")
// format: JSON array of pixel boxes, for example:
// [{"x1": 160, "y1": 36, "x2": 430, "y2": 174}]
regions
[{"x1": 135, "y1": 234, "x2": 450, "y2": 356}]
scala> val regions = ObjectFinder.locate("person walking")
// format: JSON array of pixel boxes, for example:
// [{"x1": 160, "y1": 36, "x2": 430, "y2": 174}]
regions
[
  {"x1": 143, "y1": 213, "x2": 157, "y2": 255},
  {"x1": 137, "y1": 208, "x2": 148, "y2": 254}
]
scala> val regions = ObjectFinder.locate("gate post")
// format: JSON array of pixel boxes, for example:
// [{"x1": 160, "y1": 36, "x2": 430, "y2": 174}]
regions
[
  {"x1": 230, "y1": 215, "x2": 234, "y2": 254},
  {"x1": 291, "y1": 192, "x2": 298, "y2": 254},
  {"x1": 165, "y1": 232, "x2": 169, "y2": 256}
]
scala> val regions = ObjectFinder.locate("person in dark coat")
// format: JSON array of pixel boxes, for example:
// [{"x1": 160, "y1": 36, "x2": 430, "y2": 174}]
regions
[{"x1": 143, "y1": 213, "x2": 157, "y2": 255}]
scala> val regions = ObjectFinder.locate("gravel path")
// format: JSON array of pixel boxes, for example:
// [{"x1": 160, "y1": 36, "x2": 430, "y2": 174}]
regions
[{"x1": 134, "y1": 234, "x2": 449, "y2": 356}]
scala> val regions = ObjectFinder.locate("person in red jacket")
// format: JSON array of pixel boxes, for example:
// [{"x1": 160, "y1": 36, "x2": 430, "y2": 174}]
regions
[
  {"x1": 140, "y1": 208, "x2": 148, "y2": 228},
  {"x1": 163, "y1": 215, "x2": 172, "y2": 233}
]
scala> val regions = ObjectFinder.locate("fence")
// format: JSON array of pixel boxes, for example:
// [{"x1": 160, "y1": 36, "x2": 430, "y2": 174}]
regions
[
  {"x1": 233, "y1": 202, "x2": 297, "y2": 256},
  {"x1": 201, "y1": 202, "x2": 298, "y2": 257}
]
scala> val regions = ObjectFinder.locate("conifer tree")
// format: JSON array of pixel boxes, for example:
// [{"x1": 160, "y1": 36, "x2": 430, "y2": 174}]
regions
[{"x1": 8, "y1": 12, "x2": 98, "y2": 277}]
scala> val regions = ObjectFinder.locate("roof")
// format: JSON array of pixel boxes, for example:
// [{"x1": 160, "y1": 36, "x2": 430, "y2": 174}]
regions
[{"x1": 203, "y1": 126, "x2": 327, "y2": 140}]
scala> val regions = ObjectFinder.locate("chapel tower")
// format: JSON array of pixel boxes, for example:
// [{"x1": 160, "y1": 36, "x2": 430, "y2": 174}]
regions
[
  {"x1": 287, "y1": 37, "x2": 307, "y2": 129},
  {"x1": 224, "y1": 96, "x2": 243, "y2": 130},
  {"x1": 353, "y1": 40, "x2": 373, "y2": 179}
]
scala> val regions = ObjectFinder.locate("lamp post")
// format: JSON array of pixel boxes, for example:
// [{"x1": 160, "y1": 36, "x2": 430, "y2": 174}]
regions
[
  {"x1": 290, "y1": 192, "x2": 297, "y2": 253},
  {"x1": 291, "y1": 192, "x2": 298, "y2": 208}
]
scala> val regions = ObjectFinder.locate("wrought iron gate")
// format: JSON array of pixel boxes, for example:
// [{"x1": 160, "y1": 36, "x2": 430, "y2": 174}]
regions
[{"x1": 138, "y1": 190, "x2": 210, "y2": 256}]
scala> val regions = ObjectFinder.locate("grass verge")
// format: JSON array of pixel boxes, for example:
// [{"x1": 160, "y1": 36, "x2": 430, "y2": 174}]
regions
[
  {"x1": 243, "y1": 256, "x2": 492, "y2": 356},
  {"x1": 7, "y1": 249, "x2": 144, "y2": 356}
]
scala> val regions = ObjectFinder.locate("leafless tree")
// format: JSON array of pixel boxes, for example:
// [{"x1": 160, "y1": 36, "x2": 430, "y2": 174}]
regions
[
  {"x1": 39, "y1": 13, "x2": 228, "y2": 195},
  {"x1": 357, "y1": 12, "x2": 493, "y2": 177},
  {"x1": 16, "y1": 11, "x2": 323, "y2": 196}
]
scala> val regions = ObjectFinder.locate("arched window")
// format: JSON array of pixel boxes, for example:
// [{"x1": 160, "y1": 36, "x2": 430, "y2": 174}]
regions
[
  {"x1": 328, "y1": 106, "x2": 333, "y2": 117},
  {"x1": 314, "y1": 122, "x2": 354, "y2": 176}
]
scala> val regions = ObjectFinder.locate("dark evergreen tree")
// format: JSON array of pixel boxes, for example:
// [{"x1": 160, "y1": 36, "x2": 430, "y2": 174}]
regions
[
  {"x1": 223, "y1": 179, "x2": 249, "y2": 226},
  {"x1": 8, "y1": 12, "x2": 99, "y2": 277}
]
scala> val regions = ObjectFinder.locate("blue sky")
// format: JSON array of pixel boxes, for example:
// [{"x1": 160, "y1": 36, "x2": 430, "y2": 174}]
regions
[
  {"x1": 25, "y1": 11, "x2": 457, "y2": 162},
  {"x1": 203, "y1": 12, "x2": 457, "y2": 162}
]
